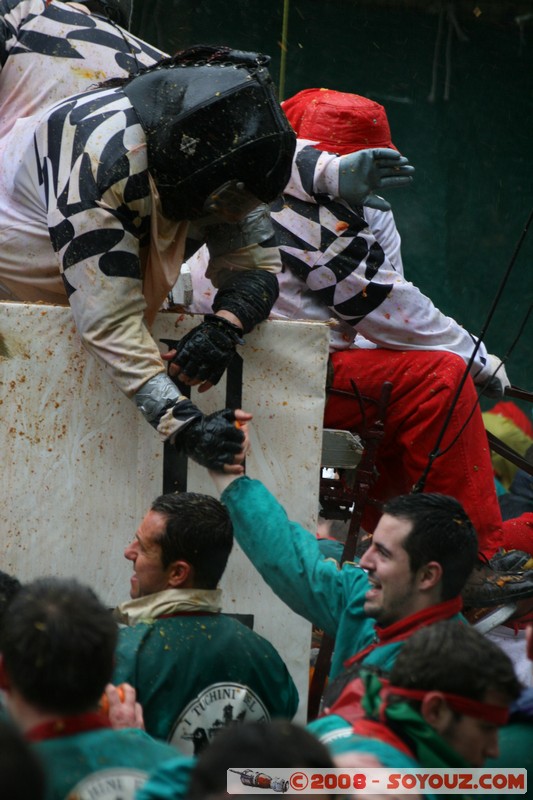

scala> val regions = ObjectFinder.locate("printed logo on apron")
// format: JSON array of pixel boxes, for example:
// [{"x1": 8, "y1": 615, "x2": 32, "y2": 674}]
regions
[
  {"x1": 66, "y1": 767, "x2": 147, "y2": 799},
  {"x1": 169, "y1": 681, "x2": 269, "y2": 755}
]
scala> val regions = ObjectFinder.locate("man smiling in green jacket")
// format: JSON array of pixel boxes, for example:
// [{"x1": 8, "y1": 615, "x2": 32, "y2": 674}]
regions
[{"x1": 208, "y1": 470, "x2": 477, "y2": 682}]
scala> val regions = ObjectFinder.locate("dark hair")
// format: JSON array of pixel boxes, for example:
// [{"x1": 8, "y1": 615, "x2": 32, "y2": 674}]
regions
[
  {"x1": 390, "y1": 620, "x2": 521, "y2": 705},
  {"x1": 151, "y1": 493, "x2": 233, "y2": 588},
  {"x1": 0, "y1": 719, "x2": 46, "y2": 800},
  {"x1": 383, "y1": 493, "x2": 479, "y2": 600},
  {"x1": 187, "y1": 720, "x2": 333, "y2": 800},
  {"x1": 0, "y1": 570, "x2": 21, "y2": 627},
  {"x1": 1, "y1": 577, "x2": 118, "y2": 715}
]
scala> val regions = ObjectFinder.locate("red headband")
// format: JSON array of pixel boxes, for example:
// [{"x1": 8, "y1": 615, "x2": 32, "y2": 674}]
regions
[{"x1": 381, "y1": 685, "x2": 509, "y2": 726}]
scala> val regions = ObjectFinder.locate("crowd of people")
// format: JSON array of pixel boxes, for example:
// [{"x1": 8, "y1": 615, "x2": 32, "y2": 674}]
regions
[{"x1": 1, "y1": 1, "x2": 532, "y2": 798}]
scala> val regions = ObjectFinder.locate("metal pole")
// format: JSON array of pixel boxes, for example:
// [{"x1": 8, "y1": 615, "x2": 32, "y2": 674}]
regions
[{"x1": 279, "y1": 0, "x2": 290, "y2": 101}]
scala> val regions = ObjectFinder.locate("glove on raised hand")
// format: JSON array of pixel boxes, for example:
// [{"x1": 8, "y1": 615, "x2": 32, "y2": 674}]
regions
[
  {"x1": 338, "y1": 148, "x2": 415, "y2": 211},
  {"x1": 175, "y1": 408, "x2": 245, "y2": 469},
  {"x1": 481, "y1": 354, "x2": 511, "y2": 399},
  {"x1": 165, "y1": 314, "x2": 244, "y2": 385}
]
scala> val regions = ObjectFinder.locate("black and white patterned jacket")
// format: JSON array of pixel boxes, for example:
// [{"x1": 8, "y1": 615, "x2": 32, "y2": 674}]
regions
[
  {"x1": 271, "y1": 142, "x2": 491, "y2": 384},
  {"x1": 0, "y1": 0, "x2": 283, "y2": 440},
  {"x1": 186, "y1": 141, "x2": 492, "y2": 383}
]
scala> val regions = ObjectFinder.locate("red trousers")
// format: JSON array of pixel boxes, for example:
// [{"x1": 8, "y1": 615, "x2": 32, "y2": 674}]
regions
[{"x1": 325, "y1": 349, "x2": 531, "y2": 559}]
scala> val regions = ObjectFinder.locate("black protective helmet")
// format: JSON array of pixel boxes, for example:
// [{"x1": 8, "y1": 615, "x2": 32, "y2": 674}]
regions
[{"x1": 123, "y1": 47, "x2": 296, "y2": 220}]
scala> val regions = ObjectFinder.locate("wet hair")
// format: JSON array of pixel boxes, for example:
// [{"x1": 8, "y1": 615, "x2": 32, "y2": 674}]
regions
[
  {"x1": 383, "y1": 493, "x2": 479, "y2": 600},
  {"x1": 151, "y1": 492, "x2": 233, "y2": 589},
  {"x1": 1, "y1": 577, "x2": 118, "y2": 715},
  {"x1": 0, "y1": 719, "x2": 46, "y2": 800},
  {"x1": 390, "y1": 620, "x2": 521, "y2": 705},
  {"x1": 187, "y1": 720, "x2": 334, "y2": 800}
]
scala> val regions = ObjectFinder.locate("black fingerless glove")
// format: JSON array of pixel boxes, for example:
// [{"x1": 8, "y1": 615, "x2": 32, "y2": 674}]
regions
[
  {"x1": 175, "y1": 408, "x2": 245, "y2": 469},
  {"x1": 167, "y1": 315, "x2": 244, "y2": 385},
  {"x1": 213, "y1": 269, "x2": 279, "y2": 333}
]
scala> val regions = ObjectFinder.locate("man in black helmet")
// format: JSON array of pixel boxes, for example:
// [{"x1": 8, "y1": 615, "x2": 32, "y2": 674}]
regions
[
  {"x1": 0, "y1": 0, "x2": 297, "y2": 469},
  {"x1": 0, "y1": 1, "x2": 412, "y2": 469}
]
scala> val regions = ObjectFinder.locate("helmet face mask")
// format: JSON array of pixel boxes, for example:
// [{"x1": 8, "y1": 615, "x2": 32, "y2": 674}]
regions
[
  {"x1": 123, "y1": 54, "x2": 296, "y2": 221},
  {"x1": 198, "y1": 180, "x2": 261, "y2": 225}
]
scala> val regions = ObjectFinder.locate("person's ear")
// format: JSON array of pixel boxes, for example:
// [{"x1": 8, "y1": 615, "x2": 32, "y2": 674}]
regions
[
  {"x1": 421, "y1": 691, "x2": 454, "y2": 734},
  {"x1": 167, "y1": 560, "x2": 193, "y2": 588},
  {"x1": 0, "y1": 655, "x2": 11, "y2": 691},
  {"x1": 526, "y1": 623, "x2": 533, "y2": 662},
  {"x1": 417, "y1": 560, "x2": 443, "y2": 592}
]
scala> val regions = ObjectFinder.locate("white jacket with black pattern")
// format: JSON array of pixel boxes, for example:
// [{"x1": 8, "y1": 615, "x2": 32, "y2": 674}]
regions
[{"x1": 270, "y1": 140, "x2": 493, "y2": 386}]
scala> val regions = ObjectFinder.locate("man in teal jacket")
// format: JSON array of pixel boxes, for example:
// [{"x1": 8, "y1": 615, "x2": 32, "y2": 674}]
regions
[
  {"x1": 312, "y1": 622, "x2": 520, "y2": 800},
  {"x1": 310, "y1": 620, "x2": 519, "y2": 763},
  {"x1": 210, "y1": 471, "x2": 477, "y2": 680},
  {"x1": 112, "y1": 491, "x2": 298, "y2": 754},
  {"x1": 0, "y1": 577, "x2": 179, "y2": 800}
]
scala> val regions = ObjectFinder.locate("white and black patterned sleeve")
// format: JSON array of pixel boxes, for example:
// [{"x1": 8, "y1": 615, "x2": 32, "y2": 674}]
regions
[
  {"x1": 0, "y1": 0, "x2": 30, "y2": 65},
  {"x1": 0, "y1": 0, "x2": 163, "y2": 71},
  {"x1": 34, "y1": 88, "x2": 168, "y2": 400},
  {"x1": 273, "y1": 140, "x2": 491, "y2": 381},
  {"x1": 0, "y1": 0, "x2": 165, "y2": 141}
]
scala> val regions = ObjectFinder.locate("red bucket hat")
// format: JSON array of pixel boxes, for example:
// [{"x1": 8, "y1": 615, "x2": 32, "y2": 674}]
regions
[{"x1": 281, "y1": 87, "x2": 397, "y2": 155}]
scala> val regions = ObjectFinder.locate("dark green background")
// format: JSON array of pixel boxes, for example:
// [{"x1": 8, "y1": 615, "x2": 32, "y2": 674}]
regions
[{"x1": 131, "y1": 0, "x2": 532, "y2": 410}]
